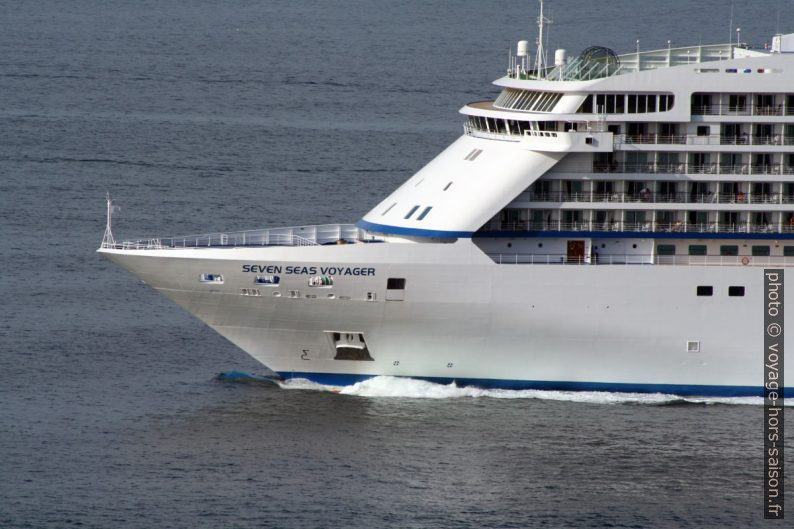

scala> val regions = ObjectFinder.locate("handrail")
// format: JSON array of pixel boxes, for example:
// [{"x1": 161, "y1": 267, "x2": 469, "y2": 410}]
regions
[
  {"x1": 481, "y1": 220, "x2": 794, "y2": 234},
  {"x1": 523, "y1": 191, "x2": 794, "y2": 205},
  {"x1": 486, "y1": 252, "x2": 794, "y2": 266},
  {"x1": 101, "y1": 223, "x2": 376, "y2": 250}
]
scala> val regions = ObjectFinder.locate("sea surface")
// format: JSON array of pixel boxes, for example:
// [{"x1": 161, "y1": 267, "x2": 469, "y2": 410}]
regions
[{"x1": 1, "y1": 1, "x2": 793, "y2": 527}]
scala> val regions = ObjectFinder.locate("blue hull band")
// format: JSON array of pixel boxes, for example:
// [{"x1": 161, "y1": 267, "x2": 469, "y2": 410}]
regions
[
  {"x1": 275, "y1": 371, "x2": 791, "y2": 398},
  {"x1": 356, "y1": 220, "x2": 474, "y2": 238}
]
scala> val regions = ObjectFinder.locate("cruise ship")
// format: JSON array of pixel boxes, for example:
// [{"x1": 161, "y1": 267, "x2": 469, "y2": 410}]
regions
[{"x1": 100, "y1": 8, "x2": 793, "y2": 397}]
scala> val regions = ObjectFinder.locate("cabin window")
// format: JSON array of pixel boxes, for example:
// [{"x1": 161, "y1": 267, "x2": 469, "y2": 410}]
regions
[
  {"x1": 199, "y1": 273, "x2": 223, "y2": 283},
  {"x1": 688, "y1": 245, "x2": 707, "y2": 256},
  {"x1": 697, "y1": 286, "x2": 713, "y2": 296},
  {"x1": 784, "y1": 246, "x2": 794, "y2": 256},
  {"x1": 720, "y1": 245, "x2": 739, "y2": 256},
  {"x1": 728, "y1": 286, "x2": 745, "y2": 297},
  {"x1": 752, "y1": 246, "x2": 770, "y2": 256},
  {"x1": 656, "y1": 244, "x2": 675, "y2": 255}
]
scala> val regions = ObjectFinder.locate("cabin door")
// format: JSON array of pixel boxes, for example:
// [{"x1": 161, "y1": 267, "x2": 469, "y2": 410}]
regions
[{"x1": 567, "y1": 240, "x2": 585, "y2": 264}]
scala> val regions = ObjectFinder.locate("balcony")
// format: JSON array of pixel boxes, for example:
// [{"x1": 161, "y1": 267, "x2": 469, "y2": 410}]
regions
[
  {"x1": 589, "y1": 162, "x2": 794, "y2": 175},
  {"x1": 691, "y1": 105, "x2": 794, "y2": 116},
  {"x1": 526, "y1": 190, "x2": 794, "y2": 205},
  {"x1": 485, "y1": 252, "x2": 794, "y2": 266},
  {"x1": 481, "y1": 220, "x2": 794, "y2": 235},
  {"x1": 616, "y1": 133, "x2": 794, "y2": 147}
]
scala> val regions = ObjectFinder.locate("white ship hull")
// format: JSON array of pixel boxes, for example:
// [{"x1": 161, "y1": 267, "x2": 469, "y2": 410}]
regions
[{"x1": 100, "y1": 240, "x2": 791, "y2": 396}]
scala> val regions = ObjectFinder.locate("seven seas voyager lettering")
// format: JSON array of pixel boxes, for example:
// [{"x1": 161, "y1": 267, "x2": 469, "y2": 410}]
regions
[{"x1": 241, "y1": 264, "x2": 376, "y2": 276}]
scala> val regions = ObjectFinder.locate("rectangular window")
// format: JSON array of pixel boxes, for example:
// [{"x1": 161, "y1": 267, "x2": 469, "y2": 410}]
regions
[
  {"x1": 416, "y1": 206, "x2": 433, "y2": 221},
  {"x1": 387, "y1": 278, "x2": 406, "y2": 290},
  {"x1": 656, "y1": 244, "x2": 676, "y2": 255},
  {"x1": 404, "y1": 205, "x2": 420, "y2": 219},
  {"x1": 752, "y1": 245, "x2": 770, "y2": 256},
  {"x1": 720, "y1": 245, "x2": 739, "y2": 256},
  {"x1": 697, "y1": 286, "x2": 713, "y2": 296},
  {"x1": 627, "y1": 94, "x2": 637, "y2": 113},
  {"x1": 784, "y1": 246, "x2": 794, "y2": 256},
  {"x1": 728, "y1": 286, "x2": 745, "y2": 297},
  {"x1": 689, "y1": 245, "x2": 707, "y2": 256}
]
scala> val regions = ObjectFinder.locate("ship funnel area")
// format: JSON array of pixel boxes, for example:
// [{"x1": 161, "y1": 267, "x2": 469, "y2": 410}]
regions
[{"x1": 357, "y1": 134, "x2": 565, "y2": 238}]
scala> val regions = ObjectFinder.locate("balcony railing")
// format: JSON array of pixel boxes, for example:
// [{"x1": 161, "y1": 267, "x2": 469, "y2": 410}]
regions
[
  {"x1": 691, "y1": 105, "x2": 794, "y2": 116},
  {"x1": 481, "y1": 220, "x2": 794, "y2": 234},
  {"x1": 486, "y1": 252, "x2": 794, "y2": 266},
  {"x1": 617, "y1": 133, "x2": 794, "y2": 146},
  {"x1": 589, "y1": 162, "x2": 794, "y2": 175},
  {"x1": 525, "y1": 191, "x2": 794, "y2": 204}
]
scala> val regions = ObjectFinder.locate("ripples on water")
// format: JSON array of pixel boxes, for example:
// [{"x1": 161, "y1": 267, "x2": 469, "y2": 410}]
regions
[{"x1": 2, "y1": 0, "x2": 793, "y2": 527}]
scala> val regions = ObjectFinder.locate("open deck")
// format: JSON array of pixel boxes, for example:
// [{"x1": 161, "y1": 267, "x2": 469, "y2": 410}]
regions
[{"x1": 101, "y1": 223, "x2": 375, "y2": 250}]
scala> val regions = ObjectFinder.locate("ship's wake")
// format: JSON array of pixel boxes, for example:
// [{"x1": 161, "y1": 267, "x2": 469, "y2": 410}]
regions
[{"x1": 270, "y1": 375, "x2": 785, "y2": 406}]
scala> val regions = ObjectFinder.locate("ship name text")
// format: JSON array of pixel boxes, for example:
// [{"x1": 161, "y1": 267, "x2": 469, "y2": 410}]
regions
[{"x1": 241, "y1": 264, "x2": 376, "y2": 276}]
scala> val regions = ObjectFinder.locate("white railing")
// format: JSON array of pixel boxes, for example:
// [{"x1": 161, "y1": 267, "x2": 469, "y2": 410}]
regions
[
  {"x1": 102, "y1": 223, "x2": 375, "y2": 250},
  {"x1": 481, "y1": 220, "x2": 794, "y2": 235},
  {"x1": 486, "y1": 253, "x2": 794, "y2": 266}
]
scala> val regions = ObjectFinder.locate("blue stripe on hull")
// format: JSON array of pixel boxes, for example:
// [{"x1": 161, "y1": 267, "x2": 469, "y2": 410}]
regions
[{"x1": 276, "y1": 371, "x2": 792, "y2": 398}]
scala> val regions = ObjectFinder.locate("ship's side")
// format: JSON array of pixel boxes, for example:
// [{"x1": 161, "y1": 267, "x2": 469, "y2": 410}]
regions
[{"x1": 99, "y1": 34, "x2": 794, "y2": 397}]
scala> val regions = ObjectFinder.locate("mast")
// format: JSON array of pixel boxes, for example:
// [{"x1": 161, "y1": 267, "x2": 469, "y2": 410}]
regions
[
  {"x1": 102, "y1": 192, "x2": 116, "y2": 248},
  {"x1": 534, "y1": 0, "x2": 552, "y2": 78}
]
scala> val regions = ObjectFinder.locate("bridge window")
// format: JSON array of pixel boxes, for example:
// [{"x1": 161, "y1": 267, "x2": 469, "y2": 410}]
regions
[{"x1": 728, "y1": 286, "x2": 745, "y2": 297}]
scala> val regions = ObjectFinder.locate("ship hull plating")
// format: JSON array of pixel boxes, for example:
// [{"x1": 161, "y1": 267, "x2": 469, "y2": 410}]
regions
[{"x1": 99, "y1": 240, "x2": 792, "y2": 397}]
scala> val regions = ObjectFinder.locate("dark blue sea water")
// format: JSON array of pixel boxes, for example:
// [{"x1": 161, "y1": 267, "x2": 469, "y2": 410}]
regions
[{"x1": 1, "y1": 1, "x2": 793, "y2": 527}]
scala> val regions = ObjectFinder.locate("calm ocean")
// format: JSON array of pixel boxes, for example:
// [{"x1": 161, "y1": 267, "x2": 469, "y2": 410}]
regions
[{"x1": 1, "y1": 0, "x2": 792, "y2": 527}]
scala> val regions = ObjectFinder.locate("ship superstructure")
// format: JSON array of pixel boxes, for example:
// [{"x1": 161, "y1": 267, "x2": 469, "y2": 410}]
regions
[{"x1": 99, "y1": 10, "x2": 793, "y2": 397}]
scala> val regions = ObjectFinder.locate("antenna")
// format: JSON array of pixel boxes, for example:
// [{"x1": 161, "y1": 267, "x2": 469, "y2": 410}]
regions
[
  {"x1": 776, "y1": 1, "x2": 781, "y2": 36},
  {"x1": 102, "y1": 192, "x2": 117, "y2": 248},
  {"x1": 728, "y1": 0, "x2": 734, "y2": 46},
  {"x1": 535, "y1": 0, "x2": 553, "y2": 77}
]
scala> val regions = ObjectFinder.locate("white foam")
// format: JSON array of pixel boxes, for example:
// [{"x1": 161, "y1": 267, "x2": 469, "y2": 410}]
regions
[{"x1": 277, "y1": 376, "x2": 786, "y2": 405}]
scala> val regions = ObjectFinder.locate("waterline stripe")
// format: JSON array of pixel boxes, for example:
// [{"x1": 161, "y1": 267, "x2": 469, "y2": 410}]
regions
[{"x1": 275, "y1": 371, "x2": 792, "y2": 398}]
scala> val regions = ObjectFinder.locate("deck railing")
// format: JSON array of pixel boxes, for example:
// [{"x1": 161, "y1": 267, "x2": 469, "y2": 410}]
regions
[
  {"x1": 524, "y1": 191, "x2": 794, "y2": 204},
  {"x1": 486, "y1": 252, "x2": 794, "y2": 266},
  {"x1": 102, "y1": 223, "x2": 372, "y2": 250},
  {"x1": 617, "y1": 133, "x2": 794, "y2": 146},
  {"x1": 481, "y1": 220, "x2": 794, "y2": 235}
]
